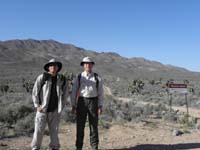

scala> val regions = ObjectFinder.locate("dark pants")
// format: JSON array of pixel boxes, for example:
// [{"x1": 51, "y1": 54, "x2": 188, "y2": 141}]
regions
[{"x1": 76, "y1": 97, "x2": 99, "y2": 150}]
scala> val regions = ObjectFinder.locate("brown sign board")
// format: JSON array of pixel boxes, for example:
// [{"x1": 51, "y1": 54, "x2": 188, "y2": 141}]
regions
[
  {"x1": 168, "y1": 83, "x2": 187, "y2": 94},
  {"x1": 168, "y1": 83, "x2": 187, "y2": 88}
]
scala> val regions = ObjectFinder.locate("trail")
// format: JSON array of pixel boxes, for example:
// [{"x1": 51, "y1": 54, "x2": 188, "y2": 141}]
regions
[{"x1": 116, "y1": 96, "x2": 200, "y2": 118}]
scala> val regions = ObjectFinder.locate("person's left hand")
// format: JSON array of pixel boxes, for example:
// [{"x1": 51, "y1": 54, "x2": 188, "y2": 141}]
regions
[
  {"x1": 98, "y1": 107, "x2": 102, "y2": 115},
  {"x1": 72, "y1": 106, "x2": 77, "y2": 114}
]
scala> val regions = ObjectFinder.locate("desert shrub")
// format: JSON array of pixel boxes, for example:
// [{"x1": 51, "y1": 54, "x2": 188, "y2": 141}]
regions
[
  {"x1": 22, "y1": 79, "x2": 34, "y2": 93},
  {"x1": 102, "y1": 96, "x2": 158, "y2": 122},
  {"x1": 0, "y1": 104, "x2": 33, "y2": 125},
  {"x1": 98, "y1": 118, "x2": 110, "y2": 129},
  {"x1": 127, "y1": 107, "x2": 143, "y2": 121},
  {"x1": 143, "y1": 104, "x2": 153, "y2": 117},
  {"x1": 163, "y1": 111, "x2": 179, "y2": 122},
  {"x1": 102, "y1": 97, "x2": 119, "y2": 121},
  {"x1": 0, "y1": 84, "x2": 9, "y2": 93},
  {"x1": 0, "y1": 129, "x2": 6, "y2": 139},
  {"x1": 118, "y1": 101, "x2": 143, "y2": 121},
  {"x1": 14, "y1": 113, "x2": 35, "y2": 136},
  {"x1": 62, "y1": 94, "x2": 190, "y2": 125},
  {"x1": 149, "y1": 80, "x2": 155, "y2": 85},
  {"x1": 0, "y1": 105, "x2": 19, "y2": 124},
  {"x1": 143, "y1": 121, "x2": 158, "y2": 128},
  {"x1": 62, "y1": 107, "x2": 76, "y2": 123},
  {"x1": 0, "y1": 104, "x2": 34, "y2": 138},
  {"x1": 178, "y1": 114, "x2": 196, "y2": 129},
  {"x1": 17, "y1": 105, "x2": 33, "y2": 118},
  {"x1": 154, "y1": 103, "x2": 168, "y2": 112}
]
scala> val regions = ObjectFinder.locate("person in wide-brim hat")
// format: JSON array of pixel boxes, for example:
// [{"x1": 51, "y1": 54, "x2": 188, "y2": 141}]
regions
[
  {"x1": 44, "y1": 58, "x2": 62, "y2": 72},
  {"x1": 80, "y1": 57, "x2": 95, "y2": 66},
  {"x1": 71, "y1": 56, "x2": 103, "y2": 150}
]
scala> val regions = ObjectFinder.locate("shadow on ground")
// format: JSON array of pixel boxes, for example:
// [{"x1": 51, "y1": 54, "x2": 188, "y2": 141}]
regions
[{"x1": 107, "y1": 143, "x2": 200, "y2": 150}]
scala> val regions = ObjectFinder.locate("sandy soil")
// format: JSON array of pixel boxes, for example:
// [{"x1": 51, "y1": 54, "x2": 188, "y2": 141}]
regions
[{"x1": 1, "y1": 119, "x2": 200, "y2": 150}]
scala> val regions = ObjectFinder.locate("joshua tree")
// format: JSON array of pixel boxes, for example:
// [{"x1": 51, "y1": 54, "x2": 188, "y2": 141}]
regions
[
  {"x1": 183, "y1": 79, "x2": 189, "y2": 84},
  {"x1": 22, "y1": 79, "x2": 34, "y2": 93},
  {"x1": 61, "y1": 71, "x2": 74, "y2": 93},
  {"x1": 149, "y1": 80, "x2": 155, "y2": 85},
  {"x1": 128, "y1": 79, "x2": 144, "y2": 94},
  {"x1": 0, "y1": 84, "x2": 9, "y2": 94}
]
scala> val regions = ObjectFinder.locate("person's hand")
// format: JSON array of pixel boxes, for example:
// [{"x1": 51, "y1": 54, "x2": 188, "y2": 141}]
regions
[
  {"x1": 37, "y1": 106, "x2": 43, "y2": 112},
  {"x1": 72, "y1": 106, "x2": 77, "y2": 114},
  {"x1": 98, "y1": 107, "x2": 102, "y2": 115}
]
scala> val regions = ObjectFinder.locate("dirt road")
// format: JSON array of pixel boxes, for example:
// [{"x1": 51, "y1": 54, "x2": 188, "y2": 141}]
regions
[{"x1": 1, "y1": 120, "x2": 200, "y2": 150}]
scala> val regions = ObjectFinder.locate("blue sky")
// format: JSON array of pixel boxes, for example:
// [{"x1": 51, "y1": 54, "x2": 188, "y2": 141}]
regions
[{"x1": 0, "y1": 0, "x2": 200, "y2": 72}]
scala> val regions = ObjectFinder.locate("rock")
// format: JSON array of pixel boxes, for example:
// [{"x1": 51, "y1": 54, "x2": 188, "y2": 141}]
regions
[
  {"x1": 172, "y1": 129, "x2": 183, "y2": 136},
  {"x1": 0, "y1": 143, "x2": 8, "y2": 146}
]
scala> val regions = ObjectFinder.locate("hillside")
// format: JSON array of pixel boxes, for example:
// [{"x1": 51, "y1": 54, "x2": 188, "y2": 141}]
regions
[
  {"x1": 0, "y1": 39, "x2": 199, "y2": 78},
  {"x1": 1, "y1": 39, "x2": 200, "y2": 96}
]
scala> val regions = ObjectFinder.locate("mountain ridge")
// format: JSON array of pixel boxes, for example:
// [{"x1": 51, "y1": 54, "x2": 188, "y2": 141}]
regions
[
  {"x1": 0, "y1": 39, "x2": 199, "y2": 81},
  {"x1": 0, "y1": 39, "x2": 191, "y2": 71},
  {"x1": 1, "y1": 39, "x2": 200, "y2": 97}
]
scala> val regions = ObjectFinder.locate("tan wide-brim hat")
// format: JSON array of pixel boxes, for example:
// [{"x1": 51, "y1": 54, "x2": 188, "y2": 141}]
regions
[
  {"x1": 80, "y1": 57, "x2": 95, "y2": 66},
  {"x1": 44, "y1": 58, "x2": 62, "y2": 72}
]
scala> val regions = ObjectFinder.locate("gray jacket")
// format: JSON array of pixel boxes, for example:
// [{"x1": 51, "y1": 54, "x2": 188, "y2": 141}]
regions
[{"x1": 32, "y1": 73, "x2": 68, "y2": 113}]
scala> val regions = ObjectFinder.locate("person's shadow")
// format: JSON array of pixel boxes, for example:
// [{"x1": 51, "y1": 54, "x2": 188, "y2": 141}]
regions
[{"x1": 105, "y1": 143, "x2": 200, "y2": 150}]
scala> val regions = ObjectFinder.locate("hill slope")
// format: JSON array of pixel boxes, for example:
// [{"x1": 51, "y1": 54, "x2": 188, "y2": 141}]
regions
[{"x1": 0, "y1": 39, "x2": 200, "y2": 95}]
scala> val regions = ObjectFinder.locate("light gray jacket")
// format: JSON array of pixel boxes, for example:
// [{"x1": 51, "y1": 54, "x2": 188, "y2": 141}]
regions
[{"x1": 32, "y1": 73, "x2": 68, "y2": 113}]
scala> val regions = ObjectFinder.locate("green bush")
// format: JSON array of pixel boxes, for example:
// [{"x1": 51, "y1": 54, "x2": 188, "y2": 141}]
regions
[
  {"x1": 14, "y1": 113, "x2": 35, "y2": 136},
  {"x1": 0, "y1": 104, "x2": 34, "y2": 138},
  {"x1": 0, "y1": 105, "x2": 33, "y2": 125},
  {"x1": 62, "y1": 107, "x2": 76, "y2": 123},
  {"x1": 0, "y1": 84, "x2": 9, "y2": 94}
]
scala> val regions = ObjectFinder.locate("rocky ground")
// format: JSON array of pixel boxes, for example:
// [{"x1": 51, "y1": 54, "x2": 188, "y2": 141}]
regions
[{"x1": 1, "y1": 118, "x2": 200, "y2": 150}]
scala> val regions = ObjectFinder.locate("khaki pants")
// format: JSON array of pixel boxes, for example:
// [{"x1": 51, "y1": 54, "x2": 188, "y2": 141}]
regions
[{"x1": 31, "y1": 110, "x2": 61, "y2": 150}]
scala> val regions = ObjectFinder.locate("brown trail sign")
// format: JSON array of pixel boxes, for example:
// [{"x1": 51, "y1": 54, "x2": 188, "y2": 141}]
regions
[
  {"x1": 168, "y1": 83, "x2": 187, "y2": 94},
  {"x1": 167, "y1": 83, "x2": 189, "y2": 120}
]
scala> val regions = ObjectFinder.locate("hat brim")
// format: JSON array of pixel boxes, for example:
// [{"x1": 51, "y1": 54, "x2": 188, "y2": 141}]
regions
[
  {"x1": 44, "y1": 62, "x2": 62, "y2": 72},
  {"x1": 80, "y1": 61, "x2": 95, "y2": 66}
]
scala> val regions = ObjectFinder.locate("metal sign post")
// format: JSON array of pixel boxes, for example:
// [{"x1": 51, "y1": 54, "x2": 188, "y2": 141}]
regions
[
  {"x1": 169, "y1": 93, "x2": 172, "y2": 112},
  {"x1": 185, "y1": 93, "x2": 189, "y2": 120}
]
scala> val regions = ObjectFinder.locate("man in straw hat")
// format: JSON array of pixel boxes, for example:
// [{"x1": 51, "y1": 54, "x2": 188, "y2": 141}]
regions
[
  {"x1": 71, "y1": 56, "x2": 104, "y2": 150},
  {"x1": 31, "y1": 58, "x2": 69, "y2": 150}
]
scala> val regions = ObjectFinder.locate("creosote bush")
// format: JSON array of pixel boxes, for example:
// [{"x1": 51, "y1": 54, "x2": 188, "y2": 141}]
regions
[
  {"x1": 14, "y1": 113, "x2": 35, "y2": 136},
  {"x1": 0, "y1": 104, "x2": 34, "y2": 138}
]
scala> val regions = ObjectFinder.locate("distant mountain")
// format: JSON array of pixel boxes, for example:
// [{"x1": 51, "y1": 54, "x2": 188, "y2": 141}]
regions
[{"x1": 0, "y1": 39, "x2": 200, "y2": 95}]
